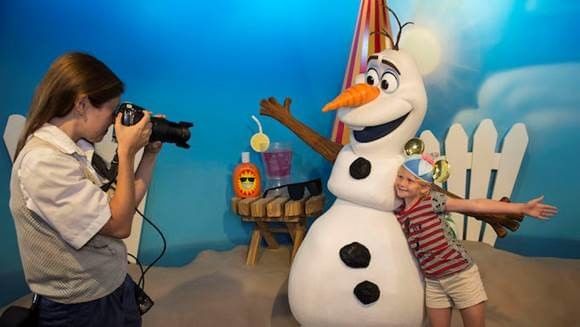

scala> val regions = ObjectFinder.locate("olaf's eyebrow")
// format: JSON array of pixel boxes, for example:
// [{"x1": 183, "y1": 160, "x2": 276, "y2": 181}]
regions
[{"x1": 381, "y1": 59, "x2": 401, "y2": 75}]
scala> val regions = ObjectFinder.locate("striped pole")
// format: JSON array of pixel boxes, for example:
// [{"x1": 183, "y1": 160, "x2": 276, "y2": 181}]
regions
[{"x1": 330, "y1": 0, "x2": 393, "y2": 144}]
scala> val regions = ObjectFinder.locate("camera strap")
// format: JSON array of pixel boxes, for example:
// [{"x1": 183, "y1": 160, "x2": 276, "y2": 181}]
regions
[{"x1": 91, "y1": 151, "x2": 118, "y2": 192}]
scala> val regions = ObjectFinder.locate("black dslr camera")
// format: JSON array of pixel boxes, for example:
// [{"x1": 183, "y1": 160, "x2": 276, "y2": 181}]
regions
[{"x1": 115, "y1": 102, "x2": 193, "y2": 148}]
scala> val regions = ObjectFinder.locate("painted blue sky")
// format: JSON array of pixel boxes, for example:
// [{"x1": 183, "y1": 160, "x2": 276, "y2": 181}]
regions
[{"x1": 389, "y1": 1, "x2": 580, "y2": 127}]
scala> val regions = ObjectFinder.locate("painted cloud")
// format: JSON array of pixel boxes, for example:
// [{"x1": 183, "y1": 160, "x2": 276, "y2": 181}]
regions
[{"x1": 452, "y1": 63, "x2": 580, "y2": 133}]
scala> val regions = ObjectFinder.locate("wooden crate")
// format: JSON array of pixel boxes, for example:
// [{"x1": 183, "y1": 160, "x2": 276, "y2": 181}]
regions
[{"x1": 232, "y1": 194, "x2": 325, "y2": 219}]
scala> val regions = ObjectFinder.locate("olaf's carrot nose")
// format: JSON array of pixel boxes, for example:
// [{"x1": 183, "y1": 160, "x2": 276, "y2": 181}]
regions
[{"x1": 322, "y1": 83, "x2": 380, "y2": 112}]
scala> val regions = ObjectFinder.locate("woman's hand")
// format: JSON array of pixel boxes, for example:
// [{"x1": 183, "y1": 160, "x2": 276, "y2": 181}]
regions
[
  {"x1": 114, "y1": 110, "x2": 152, "y2": 156},
  {"x1": 523, "y1": 196, "x2": 558, "y2": 220},
  {"x1": 144, "y1": 141, "x2": 163, "y2": 154}
]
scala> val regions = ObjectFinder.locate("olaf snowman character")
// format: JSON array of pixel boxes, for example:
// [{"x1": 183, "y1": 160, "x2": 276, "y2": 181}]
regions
[
  {"x1": 260, "y1": 15, "x2": 427, "y2": 327},
  {"x1": 259, "y1": 7, "x2": 526, "y2": 324}
]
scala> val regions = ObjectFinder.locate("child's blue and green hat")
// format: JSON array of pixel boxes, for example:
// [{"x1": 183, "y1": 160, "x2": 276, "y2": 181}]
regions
[{"x1": 402, "y1": 154, "x2": 434, "y2": 184}]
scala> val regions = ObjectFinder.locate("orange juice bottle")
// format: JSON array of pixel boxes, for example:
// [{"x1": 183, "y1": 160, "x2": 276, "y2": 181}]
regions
[{"x1": 233, "y1": 152, "x2": 261, "y2": 198}]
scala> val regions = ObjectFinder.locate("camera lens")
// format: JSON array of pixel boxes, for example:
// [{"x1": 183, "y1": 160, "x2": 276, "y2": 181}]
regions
[
  {"x1": 116, "y1": 102, "x2": 193, "y2": 148},
  {"x1": 151, "y1": 117, "x2": 192, "y2": 148}
]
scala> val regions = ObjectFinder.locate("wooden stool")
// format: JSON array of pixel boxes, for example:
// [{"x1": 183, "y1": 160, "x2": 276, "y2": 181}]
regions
[{"x1": 231, "y1": 194, "x2": 325, "y2": 266}]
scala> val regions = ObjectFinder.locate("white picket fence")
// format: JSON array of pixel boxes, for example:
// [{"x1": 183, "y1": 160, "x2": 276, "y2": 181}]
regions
[
  {"x1": 420, "y1": 119, "x2": 528, "y2": 246},
  {"x1": 3, "y1": 114, "x2": 146, "y2": 262}
]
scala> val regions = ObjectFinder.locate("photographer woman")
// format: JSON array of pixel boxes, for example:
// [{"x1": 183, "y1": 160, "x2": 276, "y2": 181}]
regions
[{"x1": 9, "y1": 52, "x2": 161, "y2": 326}]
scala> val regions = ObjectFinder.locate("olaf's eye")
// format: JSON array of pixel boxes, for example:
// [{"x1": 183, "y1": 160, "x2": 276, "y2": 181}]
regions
[
  {"x1": 380, "y1": 71, "x2": 399, "y2": 93},
  {"x1": 365, "y1": 69, "x2": 379, "y2": 87}
]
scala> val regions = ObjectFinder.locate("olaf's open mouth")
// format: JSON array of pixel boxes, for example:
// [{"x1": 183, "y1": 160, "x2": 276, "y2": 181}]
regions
[{"x1": 353, "y1": 113, "x2": 409, "y2": 143}]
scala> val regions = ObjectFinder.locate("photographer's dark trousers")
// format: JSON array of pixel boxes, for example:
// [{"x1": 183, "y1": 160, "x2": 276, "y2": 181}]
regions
[{"x1": 37, "y1": 275, "x2": 141, "y2": 327}]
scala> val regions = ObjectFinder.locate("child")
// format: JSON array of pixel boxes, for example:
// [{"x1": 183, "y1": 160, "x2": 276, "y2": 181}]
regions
[{"x1": 394, "y1": 154, "x2": 557, "y2": 327}]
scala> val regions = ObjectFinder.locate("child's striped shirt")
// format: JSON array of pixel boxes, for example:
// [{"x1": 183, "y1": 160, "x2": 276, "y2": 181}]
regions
[{"x1": 395, "y1": 192, "x2": 472, "y2": 279}]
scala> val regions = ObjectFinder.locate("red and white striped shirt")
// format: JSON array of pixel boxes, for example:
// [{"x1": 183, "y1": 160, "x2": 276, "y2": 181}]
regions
[{"x1": 395, "y1": 192, "x2": 472, "y2": 279}]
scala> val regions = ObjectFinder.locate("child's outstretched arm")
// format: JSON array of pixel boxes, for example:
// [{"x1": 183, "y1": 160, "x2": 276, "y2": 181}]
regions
[{"x1": 445, "y1": 195, "x2": 558, "y2": 220}]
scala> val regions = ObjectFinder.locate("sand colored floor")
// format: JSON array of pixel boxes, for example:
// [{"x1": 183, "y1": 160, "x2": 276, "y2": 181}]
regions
[{"x1": 4, "y1": 241, "x2": 580, "y2": 326}]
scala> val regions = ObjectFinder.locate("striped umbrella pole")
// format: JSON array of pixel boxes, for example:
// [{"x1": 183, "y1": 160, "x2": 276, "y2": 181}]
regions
[{"x1": 330, "y1": 0, "x2": 393, "y2": 145}]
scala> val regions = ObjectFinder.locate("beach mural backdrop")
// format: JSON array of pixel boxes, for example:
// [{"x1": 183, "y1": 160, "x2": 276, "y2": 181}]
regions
[{"x1": 0, "y1": 0, "x2": 578, "y2": 307}]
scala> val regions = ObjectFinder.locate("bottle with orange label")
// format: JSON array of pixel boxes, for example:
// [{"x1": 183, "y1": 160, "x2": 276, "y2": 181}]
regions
[{"x1": 233, "y1": 152, "x2": 261, "y2": 198}]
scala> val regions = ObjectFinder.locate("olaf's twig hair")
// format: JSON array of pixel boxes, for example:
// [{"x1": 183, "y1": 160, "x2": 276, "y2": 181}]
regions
[
  {"x1": 388, "y1": 7, "x2": 414, "y2": 50},
  {"x1": 370, "y1": 7, "x2": 414, "y2": 50}
]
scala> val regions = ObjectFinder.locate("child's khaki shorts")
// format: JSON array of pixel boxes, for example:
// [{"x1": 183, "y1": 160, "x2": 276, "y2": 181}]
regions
[{"x1": 425, "y1": 264, "x2": 488, "y2": 309}]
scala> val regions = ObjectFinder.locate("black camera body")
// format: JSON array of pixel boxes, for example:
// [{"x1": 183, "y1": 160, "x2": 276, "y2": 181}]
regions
[{"x1": 116, "y1": 102, "x2": 193, "y2": 148}]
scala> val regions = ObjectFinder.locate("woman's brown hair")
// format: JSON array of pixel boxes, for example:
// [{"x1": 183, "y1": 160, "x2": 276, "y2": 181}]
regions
[{"x1": 15, "y1": 52, "x2": 124, "y2": 158}]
